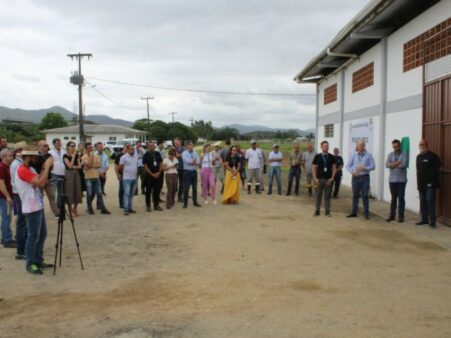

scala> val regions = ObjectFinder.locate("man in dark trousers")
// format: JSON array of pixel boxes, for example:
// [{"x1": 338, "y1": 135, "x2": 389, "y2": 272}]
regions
[
  {"x1": 143, "y1": 142, "x2": 164, "y2": 212},
  {"x1": 416, "y1": 139, "x2": 441, "y2": 228},
  {"x1": 174, "y1": 138, "x2": 185, "y2": 202},
  {"x1": 332, "y1": 147, "x2": 344, "y2": 198},
  {"x1": 312, "y1": 140, "x2": 337, "y2": 217}
]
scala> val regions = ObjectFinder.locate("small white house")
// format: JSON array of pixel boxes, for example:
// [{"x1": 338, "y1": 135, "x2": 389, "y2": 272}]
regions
[
  {"x1": 294, "y1": 0, "x2": 451, "y2": 225},
  {"x1": 43, "y1": 124, "x2": 147, "y2": 146}
]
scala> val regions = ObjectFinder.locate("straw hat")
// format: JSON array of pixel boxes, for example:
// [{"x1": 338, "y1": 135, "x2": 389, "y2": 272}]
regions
[
  {"x1": 12, "y1": 141, "x2": 28, "y2": 150},
  {"x1": 21, "y1": 146, "x2": 40, "y2": 156}
]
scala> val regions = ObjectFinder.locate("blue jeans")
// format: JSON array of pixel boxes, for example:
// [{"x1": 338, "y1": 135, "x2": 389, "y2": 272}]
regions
[
  {"x1": 86, "y1": 178, "x2": 106, "y2": 211},
  {"x1": 352, "y1": 175, "x2": 370, "y2": 216},
  {"x1": 287, "y1": 166, "x2": 301, "y2": 195},
  {"x1": 268, "y1": 166, "x2": 282, "y2": 194},
  {"x1": 122, "y1": 179, "x2": 136, "y2": 212},
  {"x1": 13, "y1": 194, "x2": 27, "y2": 255},
  {"x1": 51, "y1": 174, "x2": 64, "y2": 209},
  {"x1": 419, "y1": 188, "x2": 437, "y2": 225},
  {"x1": 0, "y1": 198, "x2": 12, "y2": 243},
  {"x1": 389, "y1": 182, "x2": 406, "y2": 219},
  {"x1": 183, "y1": 170, "x2": 198, "y2": 206},
  {"x1": 24, "y1": 209, "x2": 47, "y2": 266}
]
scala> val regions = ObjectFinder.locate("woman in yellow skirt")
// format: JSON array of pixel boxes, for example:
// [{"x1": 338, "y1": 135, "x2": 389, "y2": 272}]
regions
[{"x1": 222, "y1": 145, "x2": 241, "y2": 204}]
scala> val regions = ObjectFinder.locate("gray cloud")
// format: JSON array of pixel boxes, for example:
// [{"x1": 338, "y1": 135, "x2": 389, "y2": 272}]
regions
[{"x1": 0, "y1": 0, "x2": 369, "y2": 128}]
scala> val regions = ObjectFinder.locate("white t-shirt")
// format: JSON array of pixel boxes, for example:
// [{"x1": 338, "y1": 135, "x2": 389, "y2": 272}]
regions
[
  {"x1": 201, "y1": 152, "x2": 213, "y2": 168},
  {"x1": 245, "y1": 148, "x2": 263, "y2": 169},
  {"x1": 163, "y1": 158, "x2": 178, "y2": 174},
  {"x1": 119, "y1": 153, "x2": 138, "y2": 180},
  {"x1": 16, "y1": 165, "x2": 44, "y2": 214},
  {"x1": 269, "y1": 151, "x2": 283, "y2": 167},
  {"x1": 49, "y1": 149, "x2": 66, "y2": 176}
]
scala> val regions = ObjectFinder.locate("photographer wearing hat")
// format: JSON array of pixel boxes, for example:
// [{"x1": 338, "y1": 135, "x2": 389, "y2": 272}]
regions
[{"x1": 16, "y1": 146, "x2": 54, "y2": 275}]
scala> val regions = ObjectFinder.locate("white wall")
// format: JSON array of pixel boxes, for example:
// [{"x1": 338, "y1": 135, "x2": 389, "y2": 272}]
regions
[
  {"x1": 384, "y1": 108, "x2": 422, "y2": 212},
  {"x1": 316, "y1": 122, "x2": 340, "y2": 153},
  {"x1": 45, "y1": 133, "x2": 128, "y2": 148},
  {"x1": 344, "y1": 43, "x2": 381, "y2": 114},
  {"x1": 387, "y1": 0, "x2": 451, "y2": 102}
]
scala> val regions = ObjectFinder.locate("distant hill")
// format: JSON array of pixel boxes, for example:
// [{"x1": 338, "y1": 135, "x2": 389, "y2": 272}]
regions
[
  {"x1": 0, "y1": 105, "x2": 133, "y2": 127},
  {"x1": 226, "y1": 124, "x2": 315, "y2": 137}
]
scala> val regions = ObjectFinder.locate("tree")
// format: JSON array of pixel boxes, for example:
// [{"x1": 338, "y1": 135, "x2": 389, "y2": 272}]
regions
[
  {"x1": 191, "y1": 120, "x2": 214, "y2": 140},
  {"x1": 39, "y1": 112, "x2": 68, "y2": 130},
  {"x1": 212, "y1": 127, "x2": 241, "y2": 141}
]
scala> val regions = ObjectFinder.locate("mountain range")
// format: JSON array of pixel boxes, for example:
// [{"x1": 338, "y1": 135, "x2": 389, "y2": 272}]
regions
[
  {"x1": 0, "y1": 105, "x2": 133, "y2": 127},
  {"x1": 0, "y1": 105, "x2": 315, "y2": 135},
  {"x1": 225, "y1": 124, "x2": 315, "y2": 136}
]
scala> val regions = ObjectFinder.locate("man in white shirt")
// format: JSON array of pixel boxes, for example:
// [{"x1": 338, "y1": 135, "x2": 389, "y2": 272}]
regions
[
  {"x1": 245, "y1": 140, "x2": 263, "y2": 194},
  {"x1": 48, "y1": 138, "x2": 66, "y2": 208},
  {"x1": 268, "y1": 144, "x2": 283, "y2": 195},
  {"x1": 118, "y1": 145, "x2": 138, "y2": 216}
]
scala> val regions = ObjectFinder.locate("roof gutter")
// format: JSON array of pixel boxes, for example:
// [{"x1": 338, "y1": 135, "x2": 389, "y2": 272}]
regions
[
  {"x1": 293, "y1": 0, "x2": 394, "y2": 83},
  {"x1": 326, "y1": 48, "x2": 358, "y2": 59}
]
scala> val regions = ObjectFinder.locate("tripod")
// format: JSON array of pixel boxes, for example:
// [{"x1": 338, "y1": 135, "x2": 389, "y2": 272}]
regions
[{"x1": 53, "y1": 178, "x2": 84, "y2": 275}]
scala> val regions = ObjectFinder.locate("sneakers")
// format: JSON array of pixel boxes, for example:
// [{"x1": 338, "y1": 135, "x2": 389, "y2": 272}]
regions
[
  {"x1": 346, "y1": 213, "x2": 357, "y2": 218},
  {"x1": 124, "y1": 211, "x2": 129, "y2": 216},
  {"x1": 26, "y1": 264, "x2": 43, "y2": 275},
  {"x1": 3, "y1": 240, "x2": 17, "y2": 249},
  {"x1": 88, "y1": 208, "x2": 95, "y2": 215},
  {"x1": 146, "y1": 207, "x2": 151, "y2": 212},
  {"x1": 101, "y1": 209, "x2": 111, "y2": 215},
  {"x1": 128, "y1": 209, "x2": 137, "y2": 214},
  {"x1": 38, "y1": 262, "x2": 54, "y2": 269},
  {"x1": 154, "y1": 206, "x2": 163, "y2": 211},
  {"x1": 313, "y1": 210, "x2": 320, "y2": 217},
  {"x1": 213, "y1": 200, "x2": 217, "y2": 205},
  {"x1": 204, "y1": 200, "x2": 209, "y2": 205},
  {"x1": 15, "y1": 254, "x2": 25, "y2": 260}
]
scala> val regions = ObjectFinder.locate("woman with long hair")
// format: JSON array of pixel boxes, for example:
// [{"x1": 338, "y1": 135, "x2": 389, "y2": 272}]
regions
[
  {"x1": 63, "y1": 141, "x2": 83, "y2": 217},
  {"x1": 77, "y1": 143, "x2": 87, "y2": 194},
  {"x1": 162, "y1": 148, "x2": 178, "y2": 209},
  {"x1": 222, "y1": 145, "x2": 241, "y2": 205},
  {"x1": 200, "y1": 144, "x2": 216, "y2": 205}
]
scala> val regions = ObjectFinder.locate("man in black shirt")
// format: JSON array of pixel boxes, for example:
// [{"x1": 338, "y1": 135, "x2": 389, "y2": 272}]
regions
[
  {"x1": 312, "y1": 140, "x2": 337, "y2": 217},
  {"x1": 416, "y1": 139, "x2": 441, "y2": 228},
  {"x1": 174, "y1": 137, "x2": 185, "y2": 202},
  {"x1": 332, "y1": 147, "x2": 344, "y2": 198},
  {"x1": 143, "y1": 142, "x2": 163, "y2": 212}
]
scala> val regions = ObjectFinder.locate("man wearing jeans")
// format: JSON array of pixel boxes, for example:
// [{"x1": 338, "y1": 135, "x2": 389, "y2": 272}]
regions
[
  {"x1": 346, "y1": 139, "x2": 376, "y2": 220},
  {"x1": 415, "y1": 139, "x2": 441, "y2": 228},
  {"x1": 385, "y1": 139, "x2": 408, "y2": 223},
  {"x1": 0, "y1": 149, "x2": 15, "y2": 248},
  {"x1": 82, "y1": 143, "x2": 111, "y2": 215},
  {"x1": 118, "y1": 145, "x2": 138, "y2": 215},
  {"x1": 49, "y1": 138, "x2": 65, "y2": 209},
  {"x1": 267, "y1": 144, "x2": 283, "y2": 195},
  {"x1": 182, "y1": 141, "x2": 201, "y2": 208},
  {"x1": 16, "y1": 146, "x2": 54, "y2": 275},
  {"x1": 286, "y1": 142, "x2": 302, "y2": 196},
  {"x1": 245, "y1": 140, "x2": 263, "y2": 194},
  {"x1": 312, "y1": 141, "x2": 337, "y2": 216}
]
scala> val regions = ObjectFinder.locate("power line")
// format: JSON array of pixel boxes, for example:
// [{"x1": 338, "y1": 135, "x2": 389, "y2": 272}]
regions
[
  {"x1": 85, "y1": 81, "x2": 142, "y2": 110},
  {"x1": 86, "y1": 76, "x2": 315, "y2": 97}
]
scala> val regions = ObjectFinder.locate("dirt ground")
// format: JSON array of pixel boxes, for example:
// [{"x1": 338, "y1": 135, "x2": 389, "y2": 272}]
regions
[{"x1": 1, "y1": 171, "x2": 451, "y2": 338}]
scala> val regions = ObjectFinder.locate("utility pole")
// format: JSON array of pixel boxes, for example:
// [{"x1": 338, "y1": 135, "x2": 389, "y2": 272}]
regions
[
  {"x1": 141, "y1": 96, "x2": 154, "y2": 141},
  {"x1": 68, "y1": 53, "x2": 92, "y2": 144},
  {"x1": 189, "y1": 117, "x2": 194, "y2": 126},
  {"x1": 169, "y1": 112, "x2": 177, "y2": 123}
]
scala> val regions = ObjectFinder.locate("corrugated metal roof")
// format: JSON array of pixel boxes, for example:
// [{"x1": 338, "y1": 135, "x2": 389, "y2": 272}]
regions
[{"x1": 293, "y1": 0, "x2": 441, "y2": 83}]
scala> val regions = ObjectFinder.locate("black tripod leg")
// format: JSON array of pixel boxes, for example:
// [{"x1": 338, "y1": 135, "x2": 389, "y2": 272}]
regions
[
  {"x1": 53, "y1": 220, "x2": 62, "y2": 275},
  {"x1": 69, "y1": 217, "x2": 84, "y2": 270},
  {"x1": 59, "y1": 220, "x2": 63, "y2": 267}
]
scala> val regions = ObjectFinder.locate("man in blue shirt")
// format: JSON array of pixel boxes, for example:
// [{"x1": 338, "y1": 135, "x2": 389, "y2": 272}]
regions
[
  {"x1": 182, "y1": 141, "x2": 201, "y2": 208},
  {"x1": 346, "y1": 139, "x2": 376, "y2": 219}
]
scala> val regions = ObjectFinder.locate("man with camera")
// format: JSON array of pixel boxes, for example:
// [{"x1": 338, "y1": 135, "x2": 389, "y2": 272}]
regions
[{"x1": 15, "y1": 146, "x2": 54, "y2": 275}]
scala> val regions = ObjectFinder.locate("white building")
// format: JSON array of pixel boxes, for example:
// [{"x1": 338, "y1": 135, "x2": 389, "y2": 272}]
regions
[
  {"x1": 294, "y1": 0, "x2": 450, "y2": 225},
  {"x1": 43, "y1": 124, "x2": 147, "y2": 146}
]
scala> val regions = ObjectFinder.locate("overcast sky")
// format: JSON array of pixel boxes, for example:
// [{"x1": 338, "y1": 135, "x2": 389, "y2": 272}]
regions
[{"x1": 0, "y1": 0, "x2": 369, "y2": 129}]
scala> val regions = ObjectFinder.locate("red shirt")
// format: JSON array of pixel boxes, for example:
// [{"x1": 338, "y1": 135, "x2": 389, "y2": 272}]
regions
[{"x1": 0, "y1": 162, "x2": 12, "y2": 199}]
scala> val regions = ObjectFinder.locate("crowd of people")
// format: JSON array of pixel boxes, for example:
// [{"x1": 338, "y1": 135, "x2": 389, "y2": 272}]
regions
[{"x1": 0, "y1": 134, "x2": 442, "y2": 275}]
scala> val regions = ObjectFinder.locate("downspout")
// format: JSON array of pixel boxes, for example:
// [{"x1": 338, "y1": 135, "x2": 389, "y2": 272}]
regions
[
  {"x1": 378, "y1": 38, "x2": 388, "y2": 201},
  {"x1": 339, "y1": 69, "x2": 345, "y2": 152},
  {"x1": 315, "y1": 83, "x2": 319, "y2": 151}
]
